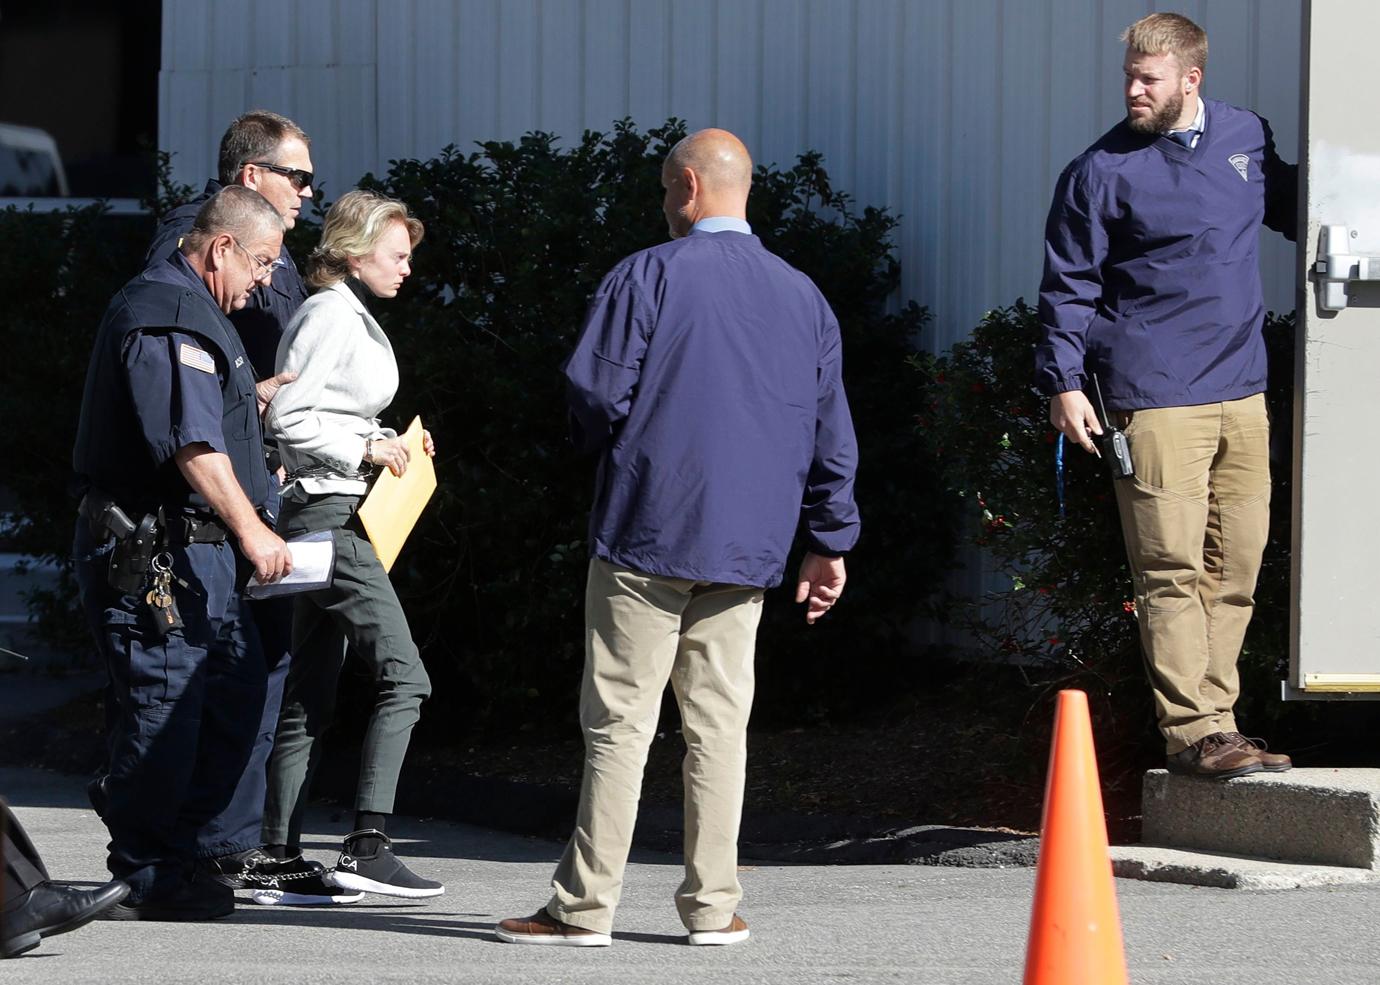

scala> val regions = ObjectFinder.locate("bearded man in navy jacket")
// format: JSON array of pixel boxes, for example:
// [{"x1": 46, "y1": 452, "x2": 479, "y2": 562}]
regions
[
  {"x1": 1036, "y1": 12, "x2": 1297, "y2": 779},
  {"x1": 496, "y1": 128, "x2": 860, "y2": 947}
]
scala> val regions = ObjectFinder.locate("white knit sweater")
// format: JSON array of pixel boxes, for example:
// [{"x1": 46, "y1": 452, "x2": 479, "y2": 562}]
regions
[{"x1": 267, "y1": 279, "x2": 399, "y2": 499}]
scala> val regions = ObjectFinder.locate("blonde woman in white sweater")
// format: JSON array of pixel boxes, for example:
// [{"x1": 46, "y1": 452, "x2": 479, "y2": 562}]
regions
[{"x1": 256, "y1": 190, "x2": 442, "y2": 904}]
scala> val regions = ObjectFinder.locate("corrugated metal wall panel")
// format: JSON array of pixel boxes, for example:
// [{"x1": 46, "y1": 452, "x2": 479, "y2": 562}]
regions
[
  {"x1": 715, "y1": 0, "x2": 762, "y2": 151},
  {"x1": 336, "y1": 0, "x2": 378, "y2": 65},
  {"x1": 243, "y1": 1, "x2": 289, "y2": 69},
  {"x1": 758, "y1": 0, "x2": 808, "y2": 161},
  {"x1": 162, "y1": 0, "x2": 378, "y2": 193},
  {"x1": 669, "y1": 2, "x2": 716, "y2": 134},
  {"x1": 1048, "y1": 0, "x2": 1100, "y2": 201},
  {"x1": 209, "y1": 1, "x2": 251, "y2": 71},
  {"x1": 160, "y1": 0, "x2": 1305, "y2": 344},
  {"x1": 950, "y1": 0, "x2": 1004, "y2": 344},
  {"x1": 1000, "y1": 1, "x2": 1054, "y2": 311},
  {"x1": 539, "y1": 0, "x2": 584, "y2": 139},
  {"x1": 897, "y1": 1, "x2": 947, "y2": 329},
  {"x1": 852, "y1": 0, "x2": 900, "y2": 219},
  {"x1": 804, "y1": 0, "x2": 856, "y2": 198},
  {"x1": 626, "y1": 2, "x2": 671, "y2": 130},
  {"x1": 497, "y1": 0, "x2": 540, "y2": 137},
  {"x1": 582, "y1": 0, "x2": 629, "y2": 128},
  {"x1": 455, "y1": 1, "x2": 501, "y2": 149}
]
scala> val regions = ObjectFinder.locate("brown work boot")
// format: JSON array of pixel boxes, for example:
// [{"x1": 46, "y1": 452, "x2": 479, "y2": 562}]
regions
[
  {"x1": 1166, "y1": 732, "x2": 1263, "y2": 779},
  {"x1": 494, "y1": 909, "x2": 611, "y2": 947},
  {"x1": 1223, "y1": 732, "x2": 1293, "y2": 772},
  {"x1": 688, "y1": 913, "x2": 750, "y2": 946}
]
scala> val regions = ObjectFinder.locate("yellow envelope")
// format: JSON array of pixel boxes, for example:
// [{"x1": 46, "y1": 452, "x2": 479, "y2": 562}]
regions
[{"x1": 357, "y1": 416, "x2": 437, "y2": 572}]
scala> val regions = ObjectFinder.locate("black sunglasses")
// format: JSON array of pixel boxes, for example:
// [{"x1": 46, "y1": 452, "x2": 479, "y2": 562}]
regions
[{"x1": 248, "y1": 161, "x2": 314, "y2": 190}]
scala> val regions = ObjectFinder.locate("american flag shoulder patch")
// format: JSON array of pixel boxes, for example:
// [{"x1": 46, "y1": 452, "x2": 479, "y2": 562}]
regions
[{"x1": 179, "y1": 343, "x2": 216, "y2": 374}]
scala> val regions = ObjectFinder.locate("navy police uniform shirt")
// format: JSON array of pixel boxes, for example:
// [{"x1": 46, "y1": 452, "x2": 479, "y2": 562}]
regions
[
  {"x1": 72, "y1": 252, "x2": 269, "y2": 515},
  {"x1": 146, "y1": 179, "x2": 308, "y2": 380},
  {"x1": 1035, "y1": 98, "x2": 1297, "y2": 412},
  {"x1": 564, "y1": 221, "x2": 861, "y2": 590}
]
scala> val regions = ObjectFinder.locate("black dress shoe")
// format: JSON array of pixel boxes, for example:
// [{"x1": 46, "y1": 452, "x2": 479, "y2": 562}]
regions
[
  {"x1": 1, "y1": 880, "x2": 129, "y2": 958},
  {"x1": 86, "y1": 775, "x2": 109, "y2": 819},
  {"x1": 103, "y1": 873, "x2": 233, "y2": 922}
]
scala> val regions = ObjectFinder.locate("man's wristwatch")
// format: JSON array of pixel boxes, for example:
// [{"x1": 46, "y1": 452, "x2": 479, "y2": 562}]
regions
[{"x1": 365, "y1": 437, "x2": 374, "y2": 466}]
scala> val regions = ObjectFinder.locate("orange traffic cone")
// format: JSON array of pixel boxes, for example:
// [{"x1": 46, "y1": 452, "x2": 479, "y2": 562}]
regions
[{"x1": 1022, "y1": 689, "x2": 1128, "y2": 985}]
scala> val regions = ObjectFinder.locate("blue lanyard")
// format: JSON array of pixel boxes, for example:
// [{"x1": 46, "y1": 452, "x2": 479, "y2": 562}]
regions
[{"x1": 1055, "y1": 434, "x2": 1066, "y2": 518}]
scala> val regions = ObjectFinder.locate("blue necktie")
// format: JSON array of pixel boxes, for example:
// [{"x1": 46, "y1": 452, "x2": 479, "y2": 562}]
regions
[{"x1": 1166, "y1": 129, "x2": 1196, "y2": 148}]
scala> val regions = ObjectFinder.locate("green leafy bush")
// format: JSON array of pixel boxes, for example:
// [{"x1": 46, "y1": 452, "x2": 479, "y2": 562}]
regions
[
  {"x1": 0, "y1": 209, "x2": 153, "y2": 647},
  {"x1": 0, "y1": 153, "x2": 188, "y2": 648},
  {"x1": 2, "y1": 123, "x2": 951, "y2": 733},
  {"x1": 920, "y1": 302, "x2": 1304, "y2": 755},
  {"x1": 361, "y1": 120, "x2": 953, "y2": 732}
]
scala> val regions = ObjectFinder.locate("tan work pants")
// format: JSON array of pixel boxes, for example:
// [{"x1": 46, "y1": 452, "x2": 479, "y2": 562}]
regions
[
  {"x1": 1113, "y1": 393, "x2": 1271, "y2": 754},
  {"x1": 547, "y1": 558, "x2": 764, "y2": 934}
]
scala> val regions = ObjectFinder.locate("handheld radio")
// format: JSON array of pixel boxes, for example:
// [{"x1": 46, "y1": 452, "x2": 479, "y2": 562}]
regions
[{"x1": 1092, "y1": 375, "x2": 1135, "y2": 481}]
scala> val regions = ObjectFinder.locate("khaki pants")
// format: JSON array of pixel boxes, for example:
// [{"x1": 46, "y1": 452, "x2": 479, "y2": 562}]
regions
[
  {"x1": 1113, "y1": 394, "x2": 1271, "y2": 754},
  {"x1": 547, "y1": 558, "x2": 764, "y2": 935}
]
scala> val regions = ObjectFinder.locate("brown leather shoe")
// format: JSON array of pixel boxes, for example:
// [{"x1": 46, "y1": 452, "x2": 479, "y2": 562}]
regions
[
  {"x1": 687, "y1": 913, "x2": 750, "y2": 946},
  {"x1": 1166, "y1": 732, "x2": 1263, "y2": 779},
  {"x1": 1223, "y1": 732, "x2": 1293, "y2": 772},
  {"x1": 494, "y1": 909, "x2": 611, "y2": 947}
]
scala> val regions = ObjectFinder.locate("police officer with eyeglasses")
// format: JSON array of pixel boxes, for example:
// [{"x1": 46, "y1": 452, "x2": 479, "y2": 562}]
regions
[
  {"x1": 73, "y1": 186, "x2": 292, "y2": 920},
  {"x1": 104, "y1": 111, "x2": 317, "y2": 895}
]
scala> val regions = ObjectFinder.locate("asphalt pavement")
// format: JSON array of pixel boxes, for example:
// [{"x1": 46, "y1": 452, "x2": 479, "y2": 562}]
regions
[{"x1": 4, "y1": 765, "x2": 1380, "y2": 985}]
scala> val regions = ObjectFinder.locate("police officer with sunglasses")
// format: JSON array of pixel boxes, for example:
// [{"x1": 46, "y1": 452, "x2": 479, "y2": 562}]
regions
[{"x1": 146, "y1": 110, "x2": 315, "y2": 380}]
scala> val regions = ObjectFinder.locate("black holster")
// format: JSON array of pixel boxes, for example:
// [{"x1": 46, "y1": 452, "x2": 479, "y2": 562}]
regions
[
  {"x1": 109, "y1": 515, "x2": 160, "y2": 596},
  {"x1": 79, "y1": 492, "x2": 160, "y2": 595}
]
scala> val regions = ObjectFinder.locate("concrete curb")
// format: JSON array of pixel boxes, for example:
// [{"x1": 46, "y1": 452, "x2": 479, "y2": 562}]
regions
[
  {"x1": 1142, "y1": 768, "x2": 1380, "y2": 869},
  {"x1": 1111, "y1": 844, "x2": 1380, "y2": 889}
]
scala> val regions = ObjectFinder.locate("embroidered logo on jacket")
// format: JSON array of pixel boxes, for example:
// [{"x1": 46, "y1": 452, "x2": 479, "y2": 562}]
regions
[{"x1": 1228, "y1": 154, "x2": 1250, "y2": 181}]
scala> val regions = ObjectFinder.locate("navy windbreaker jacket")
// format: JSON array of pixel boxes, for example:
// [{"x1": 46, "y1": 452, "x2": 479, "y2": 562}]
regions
[
  {"x1": 563, "y1": 227, "x2": 861, "y2": 589},
  {"x1": 1035, "y1": 99, "x2": 1297, "y2": 412}
]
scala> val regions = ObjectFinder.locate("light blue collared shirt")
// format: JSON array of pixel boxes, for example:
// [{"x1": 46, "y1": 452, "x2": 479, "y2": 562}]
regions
[{"x1": 691, "y1": 216, "x2": 752, "y2": 235}]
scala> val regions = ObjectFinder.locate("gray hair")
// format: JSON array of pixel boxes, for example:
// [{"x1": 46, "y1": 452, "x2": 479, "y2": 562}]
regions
[
  {"x1": 182, "y1": 186, "x2": 284, "y2": 253},
  {"x1": 217, "y1": 110, "x2": 310, "y2": 186}
]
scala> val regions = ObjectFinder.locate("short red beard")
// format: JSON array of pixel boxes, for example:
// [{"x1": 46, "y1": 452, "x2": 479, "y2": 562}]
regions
[{"x1": 1126, "y1": 90, "x2": 1185, "y2": 135}]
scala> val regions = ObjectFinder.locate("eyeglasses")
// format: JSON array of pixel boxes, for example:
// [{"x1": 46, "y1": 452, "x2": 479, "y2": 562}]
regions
[
  {"x1": 248, "y1": 161, "x2": 314, "y2": 191},
  {"x1": 230, "y1": 237, "x2": 287, "y2": 282}
]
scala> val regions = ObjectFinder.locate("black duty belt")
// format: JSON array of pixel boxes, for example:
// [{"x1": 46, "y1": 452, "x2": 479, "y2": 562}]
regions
[
  {"x1": 79, "y1": 492, "x2": 228, "y2": 546},
  {"x1": 169, "y1": 513, "x2": 229, "y2": 545}
]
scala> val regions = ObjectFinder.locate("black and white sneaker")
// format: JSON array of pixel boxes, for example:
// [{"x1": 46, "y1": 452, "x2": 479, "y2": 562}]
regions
[
  {"x1": 246, "y1": 855, "x2": 364, "y2": 907},
  {"x1": 326, "y1": 829, "x2": 444, "y2": 899}
]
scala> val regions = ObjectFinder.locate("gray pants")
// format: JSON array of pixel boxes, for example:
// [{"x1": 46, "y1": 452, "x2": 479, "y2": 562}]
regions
[{"x1": 262, "y1": 494, "x2": 431, "y2": 848}]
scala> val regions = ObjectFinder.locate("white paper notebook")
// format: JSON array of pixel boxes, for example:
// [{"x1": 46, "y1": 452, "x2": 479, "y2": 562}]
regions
[{"x1": 245, "y1": 529, "x2": 336, "y2": 599}]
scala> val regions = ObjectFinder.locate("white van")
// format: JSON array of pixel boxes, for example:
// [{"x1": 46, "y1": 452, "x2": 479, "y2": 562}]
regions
[{"x1": 0, "y1": 122, "x2": 70, "y2": 197}]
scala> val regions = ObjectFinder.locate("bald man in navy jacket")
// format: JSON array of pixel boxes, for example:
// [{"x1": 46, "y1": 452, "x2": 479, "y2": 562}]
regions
[{"x1": 497, "y1": 128, "x2": 860, "y2": 948}]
